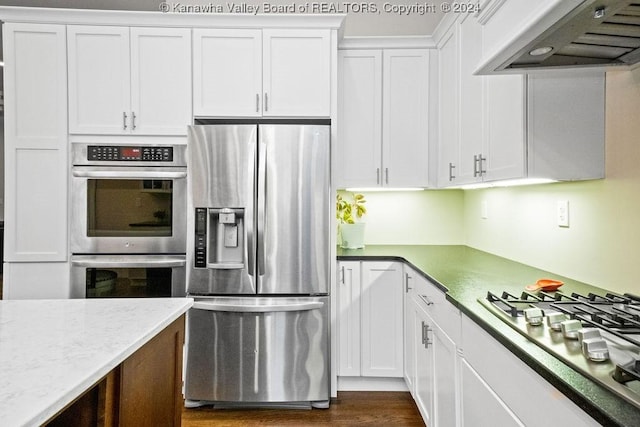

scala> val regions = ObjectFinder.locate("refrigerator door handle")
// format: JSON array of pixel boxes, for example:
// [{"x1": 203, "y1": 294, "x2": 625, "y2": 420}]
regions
[
  {"x1": 257, "y1": 141, "x2": 267, "y2": 276},
  {"x1": 192, "y1": 300, "x2": 324, "y2": 313},
  {"x1": 246, "y1": 138, "x2": 257, "y2": 276}
]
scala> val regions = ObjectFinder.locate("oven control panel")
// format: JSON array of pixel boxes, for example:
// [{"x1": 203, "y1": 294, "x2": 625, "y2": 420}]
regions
[{"x1": 88, "y1": 146, "x2": 174, "y2": 162}]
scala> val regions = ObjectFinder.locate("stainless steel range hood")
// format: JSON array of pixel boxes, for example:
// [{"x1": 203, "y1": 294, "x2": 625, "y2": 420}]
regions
[{"x1": 481, "y1": 0, "x2": 640, "y2": 73}]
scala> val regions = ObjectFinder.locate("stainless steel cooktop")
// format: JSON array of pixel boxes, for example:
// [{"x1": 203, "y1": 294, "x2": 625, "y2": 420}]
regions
[{"x1": 480, "y1": 290, "x2": 640, "y2": 409}]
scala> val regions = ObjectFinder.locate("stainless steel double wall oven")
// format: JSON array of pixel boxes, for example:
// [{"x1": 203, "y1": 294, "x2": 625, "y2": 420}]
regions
[{"x1": 70, "y1": 142, "x2": 187, "y2": 298}]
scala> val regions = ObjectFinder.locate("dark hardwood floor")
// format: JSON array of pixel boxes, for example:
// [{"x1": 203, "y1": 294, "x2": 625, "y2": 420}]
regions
[{"x1": 182, "y1": 392, "x2": 425, "y2": 426}]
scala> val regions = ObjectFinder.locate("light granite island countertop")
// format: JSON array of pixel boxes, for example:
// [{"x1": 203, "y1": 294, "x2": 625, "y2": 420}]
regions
[{"x1": 0, "y1": 297, "x2": 193, "y2": 427}]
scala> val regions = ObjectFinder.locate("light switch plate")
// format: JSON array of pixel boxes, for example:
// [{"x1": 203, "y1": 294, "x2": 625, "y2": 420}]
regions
[
  {"x1": 557, "y1": 200, "x2": 569, "y2": 227},
  {"x1": 481, "y1": 201, "x2": 488, "y2": 219}
]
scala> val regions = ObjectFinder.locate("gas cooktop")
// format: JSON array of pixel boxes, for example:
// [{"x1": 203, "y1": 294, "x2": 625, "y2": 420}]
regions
[{"x1": 480, "y1": 290, "x2": 640, "y2": 409}]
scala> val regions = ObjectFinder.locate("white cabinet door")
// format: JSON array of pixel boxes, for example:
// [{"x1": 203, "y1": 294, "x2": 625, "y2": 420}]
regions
[
  {"x1": 457, "y1": 15, "x2": 484, "y2": 185},
  {"x1": 130, "y1": 27, "x2": 192, "y2": 135},
  {"x1": 432, "y1": 315, "x2": 458, "y2": 427},
  {"x1": 437, "y1": 27, "x2": 460, "y2": 187},
  {"x1": 382, "y1": 49, "x2": 429, "y2": 187},
  {"x1": 461, "y1": 315, "x2": 600, "y2": 426},
  {"x1": 337, "y1": 261, "x2": 362, "y2": 376},
  {"x1": 4, "y1": 23, "x2": 68, "y2": 263},
  {"x1": 337, "y1": 50, "x2": 382, "y2": 188},
  {"x1": 262, "y1": 29, "x2": 331, "y2": 117},
  {"x1": 414, "y1": 303, "x2": 434, "y2": 425},
  {"x1": 361, "y1": 262, "x2": 404, "y2": 377},
  {"x1": 483, "y1": 74, "x2": 526, "y2": 181},
  {"x1": 460, "y1": 358, "x2": 524, "y2": 427},
  {"x1": 193, "y1": 29, "x2": 262, "y2": 117},
  {"x1": 68, "y1": 25, "x2": 130, "y2": 134},
  {"x1": 403, "y1": 271, "x2": 416, "y2": 394}
]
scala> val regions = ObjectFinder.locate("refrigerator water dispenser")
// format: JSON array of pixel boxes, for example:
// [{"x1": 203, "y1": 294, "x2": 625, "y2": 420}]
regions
[{"x1": 194, "y1": 207, "x2": 245, "y2": 269}]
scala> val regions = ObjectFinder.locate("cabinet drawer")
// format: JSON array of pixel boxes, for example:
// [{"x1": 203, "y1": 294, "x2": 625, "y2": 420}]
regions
[{"x1": 405, "y1": 266, "x2": 460, "y2": 342}]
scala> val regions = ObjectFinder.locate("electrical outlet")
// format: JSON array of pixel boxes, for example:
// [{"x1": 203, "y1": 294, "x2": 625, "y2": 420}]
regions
[{"x1": 557, "y1": 200, "x2": 569, "y2": 227}]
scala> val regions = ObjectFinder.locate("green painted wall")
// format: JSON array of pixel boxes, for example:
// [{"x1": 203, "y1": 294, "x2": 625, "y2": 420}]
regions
[{"x1": 463, "y1": 69, "x2": 640, "y2": 295}]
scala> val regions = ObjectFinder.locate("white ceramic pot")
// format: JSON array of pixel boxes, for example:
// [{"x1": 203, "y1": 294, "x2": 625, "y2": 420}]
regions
[{"x1": 340, "y1": 223, "x2": 366, "y2": 249}]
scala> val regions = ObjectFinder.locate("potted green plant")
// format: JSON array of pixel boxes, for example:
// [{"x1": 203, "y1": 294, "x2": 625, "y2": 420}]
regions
[{"x1": 336, "y1": 192, "x2": 367, "y2": 249}]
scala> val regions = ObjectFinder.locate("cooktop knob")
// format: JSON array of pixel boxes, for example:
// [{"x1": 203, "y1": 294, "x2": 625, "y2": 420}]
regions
[
  {"x1": 577, "y1": 328, "x2": 601, "y2": 345},
  {"x1": 524, "y1": 307, "x2": 543, "y2": 326},
  {"x1": 582, "y1": 338, "x2": 610, "y2": 362},
  {"x1": 546, "y1": 312, "x2": 568, "y2": 331},
  {"x1": 560, "y1": 319, "x2": 582, "y2": 339}
]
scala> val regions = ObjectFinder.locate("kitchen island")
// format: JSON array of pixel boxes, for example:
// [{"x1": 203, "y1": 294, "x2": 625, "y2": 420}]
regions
[
  {"x1": 338, "y1": 245, "x2": 640, "y2": 427},
  {"x1": 0, "y1": 297, "x2": 193, "y2": 426}
]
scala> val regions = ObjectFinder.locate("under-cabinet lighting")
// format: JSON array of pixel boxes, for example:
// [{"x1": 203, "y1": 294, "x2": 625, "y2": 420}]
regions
[
  {"x1": 344, "y1": 187, "x2": 426, "y2": 192},
  {"x1": 529, "y1": 46, "x2": 553, "y2": 56},
  {"x1": 453, "y1": 178, "x2": 557, "y2": 190}
]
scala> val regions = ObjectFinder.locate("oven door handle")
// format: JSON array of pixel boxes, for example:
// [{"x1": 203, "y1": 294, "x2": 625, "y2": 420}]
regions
[
  {"x1": 72, "y1": 170, "x2": 187, "y2": 179},
  {"x1": 71, "y1": 256, "x2": 186, "y2": 268}
]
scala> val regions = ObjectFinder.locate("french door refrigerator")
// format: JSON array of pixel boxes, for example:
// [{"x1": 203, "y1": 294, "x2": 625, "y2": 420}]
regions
[{"x1": 185, "y1": 122, "x2": 331, "y2": 408}]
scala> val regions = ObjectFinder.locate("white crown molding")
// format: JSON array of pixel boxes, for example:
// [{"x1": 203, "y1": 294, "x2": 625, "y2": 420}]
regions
[
  {"x1": 0, "y1": 6, "x2": 346, "y2": 29},
  {"x1": 431, "y1": 12, "x2": 458, "y2": 47},
  {"x1": 339, "y1": 36, "x2": 436, "y2": 50},
  {"x1": 477, "y1": 0, "x2": 507, "y2": 25}
]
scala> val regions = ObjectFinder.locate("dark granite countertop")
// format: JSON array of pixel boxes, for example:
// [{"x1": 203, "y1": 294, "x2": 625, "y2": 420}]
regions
[{"x1": 337, "y1": 245, "x2": 640, "y2": 427}]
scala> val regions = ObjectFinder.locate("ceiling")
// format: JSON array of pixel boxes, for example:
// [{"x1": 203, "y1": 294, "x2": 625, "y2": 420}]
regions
[{"x1": 0, "y1": 0, "x2": 447, "y2": 36}]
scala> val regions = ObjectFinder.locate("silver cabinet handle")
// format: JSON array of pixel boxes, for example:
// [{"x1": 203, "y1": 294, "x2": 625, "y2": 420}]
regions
[
  {"x1": 340, "y1": 266, "x2": 345, "y2": 284},
  {"x1": 256, "y1": 93, "x2": 260, "y2": 113},
  {"x1": 385, "y1": 168, "x2": 389, "y2": 184},
  {"x1": 193, "y1": 300, "x2": 324, "y2": 313},
  {"x1": 405, "y1": 273, "x2": 412, "y2": 293},
  {"x1": 421, "y1": 320, "x2": 426, "y2": 344},
  {"x1": 376, "y1": 168, "x2": 380, "y2": 184},
  {"x1": 473, "y1": 155, "x2": 479, "y2": 177},
  {"x1": 123, "y1": 112, "x2": 128, "y2": 130},
  {"x1": 449, "y1": 162, "x2": 456, "y2": 181},
  {"x1": 131, "y1": 111, "x2": 137, "y2": 130},
  {"x1": 419, "y1": 294, "x2": 434, "y2": 306},
  {"x1": 424, "y1": 324, "x2": 433, "y2": 348},
  {"x1": 264, "y1": 92, "x2": 268, "y2": 112},
  {"x1": 479, "y1": 154, "x2": 487, "y2": 175}
]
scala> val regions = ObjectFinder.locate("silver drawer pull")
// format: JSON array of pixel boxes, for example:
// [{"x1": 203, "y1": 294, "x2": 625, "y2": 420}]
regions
[{"x1": 419, "y1": 294, "x2": 434, "y2": 306}]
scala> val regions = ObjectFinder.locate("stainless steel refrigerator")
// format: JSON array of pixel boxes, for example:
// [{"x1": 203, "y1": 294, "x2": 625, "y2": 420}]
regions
[{"x1": 184, "y1": 122, "x2": 330, "y2": 408}]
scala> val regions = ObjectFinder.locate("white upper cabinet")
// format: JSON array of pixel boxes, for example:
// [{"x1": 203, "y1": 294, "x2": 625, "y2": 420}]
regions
[
  {"x1": 337, "y1": 47, "x2": 430, "y2": 189},
  {"x1": 193, "y1": 28, "x2": 331, "y2": 117},
  {"x1": 263, "y1": 29, "x2": 331, "y2": 117},
  {"x1": 382, "y1": 49, "x2": 430, "y2": 187},
  {"x1": 336, "y1": 50, "x2": 382, "y2": 188},
  {"x1": 437, "y1": 26, "x2": 460, "y2": 186},
  {"x1": 68, "y1": 25, "x2": 191, "y2": 135},
  {"x1": 129, "y1": 27, "x2": 192, "y2": 134},
  {"x1": 437, "y1": 12, "x2": 604, "y2": 187},
  {"x1": 193, "y1": 29, "x2": 262, "y2": 117}
]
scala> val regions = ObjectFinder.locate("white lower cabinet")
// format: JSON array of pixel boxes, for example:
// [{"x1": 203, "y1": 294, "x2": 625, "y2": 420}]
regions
[
  {"x1": 337, "y1": 261, "x2": 404, "y2": 384},
  {"x1": 460, "y1": 358, "x2": 523, "y2": 426},
  {"x1": 460, "y1": 314, "x2": 600, "y2": 427},
  {"x1": 404, "y1": 266, "x2": 460, "y2": 426},
  {"x1": 339, "y1": 261, "x2": 601, "y2": 427}
]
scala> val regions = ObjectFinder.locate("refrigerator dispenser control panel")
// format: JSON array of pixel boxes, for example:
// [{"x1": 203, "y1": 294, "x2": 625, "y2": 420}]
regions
[
  {"x1": 194, "y1": 208, "x2": 207, "y2": 268},
  {"x1": 87, "y1": 145, "x2": 174, "y2": 162}
]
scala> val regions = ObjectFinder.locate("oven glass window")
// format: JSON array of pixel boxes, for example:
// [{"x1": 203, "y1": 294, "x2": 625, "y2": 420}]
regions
[
  {"x1": 85, "y1": 267, "x2": 172, "y2": 298},
  {"x1": 87, "y1": 179, "x2": 173, "y2": 237}
]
